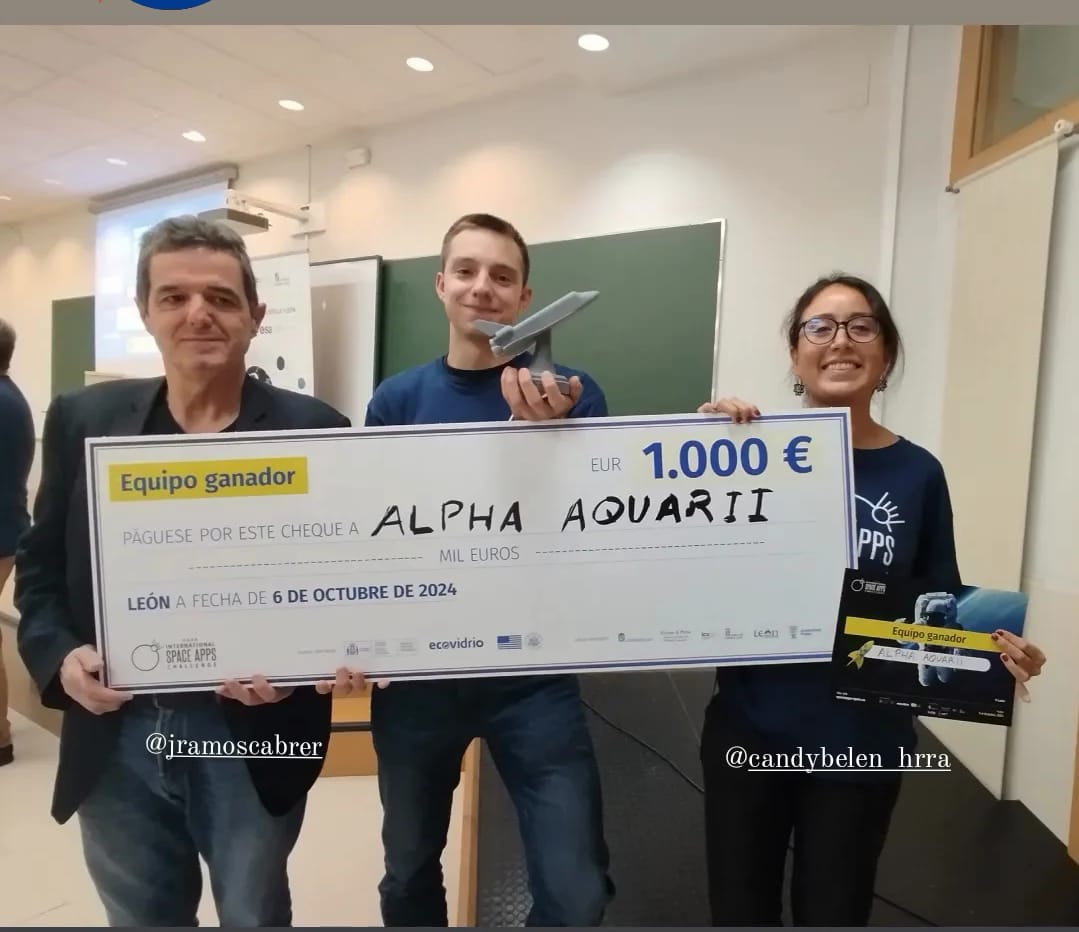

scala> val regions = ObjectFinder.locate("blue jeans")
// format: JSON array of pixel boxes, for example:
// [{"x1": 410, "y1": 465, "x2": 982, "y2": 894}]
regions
[
  {"x1": 77, "y1": 696, "x2": 305, "y2": 927},
  {"x1": 371, "y1": 674, "x2": 613, "y2": 926}
]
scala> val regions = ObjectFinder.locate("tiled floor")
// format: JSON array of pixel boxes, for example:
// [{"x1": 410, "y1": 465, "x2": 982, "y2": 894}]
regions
[{"x1": 0, "y1": 710, "x2": 464, "y2": 927}]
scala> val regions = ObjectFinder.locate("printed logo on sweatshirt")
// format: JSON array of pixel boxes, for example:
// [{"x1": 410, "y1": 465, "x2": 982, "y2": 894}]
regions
[{"x1": 855, "y1": 492, "x2": 904, "y2": 567}]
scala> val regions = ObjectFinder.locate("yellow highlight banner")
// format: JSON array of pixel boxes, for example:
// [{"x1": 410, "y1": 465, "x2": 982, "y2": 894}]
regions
[
  {"x1": 842, "y1": 616, "x2": 998, "y2": 653},
  {"x1": 109, "y1": 457, "x2": 308, "y2": 502}
]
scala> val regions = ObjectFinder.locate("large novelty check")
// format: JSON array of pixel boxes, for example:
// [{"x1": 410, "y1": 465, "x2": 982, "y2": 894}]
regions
[{"x1": 87, "y1": 411, "x2": 857, "y2": 692}]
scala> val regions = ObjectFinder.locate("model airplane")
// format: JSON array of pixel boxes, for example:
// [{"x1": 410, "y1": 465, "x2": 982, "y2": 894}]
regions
[{"x1": 472, "y1": 290, "x2": 599, "y2": 395}]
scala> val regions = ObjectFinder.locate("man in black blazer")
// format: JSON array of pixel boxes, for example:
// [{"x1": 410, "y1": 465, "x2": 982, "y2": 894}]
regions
[{"x1": 15, "y1": 215, "x2": 363, "y2": 927}]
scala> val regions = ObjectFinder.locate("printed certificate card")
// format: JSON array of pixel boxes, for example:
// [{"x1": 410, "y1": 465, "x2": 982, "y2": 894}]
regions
[{"x1": 830, "y1": 569, "x2": 1028, "y2": 725}]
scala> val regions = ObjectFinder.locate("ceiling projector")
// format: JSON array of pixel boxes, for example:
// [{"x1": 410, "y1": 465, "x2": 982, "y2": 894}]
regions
[
  {"x1": 196, "y1": 189, "x2": 325, "y2": 239},
  {"x1": 199, "y1": 205, "x2": 270, "y2": 235}
]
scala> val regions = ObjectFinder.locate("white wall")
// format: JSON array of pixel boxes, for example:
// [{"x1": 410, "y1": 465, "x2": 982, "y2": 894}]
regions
[{"x1": 882, "y1": 26, "x2": 961, "y2": 456}]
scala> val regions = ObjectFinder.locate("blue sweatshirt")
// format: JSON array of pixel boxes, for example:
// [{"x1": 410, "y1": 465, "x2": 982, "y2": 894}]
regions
[
  {"x1": 714, "y1": 437, "x2": 962, "y2": 778},
  {"x1": 365, "y1": 352, "x2": 608, "y2": 427}
]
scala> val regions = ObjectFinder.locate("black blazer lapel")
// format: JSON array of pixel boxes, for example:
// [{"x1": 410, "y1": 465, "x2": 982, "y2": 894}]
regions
[
  {"x1": 233, "y1": 375, "x2": 274, "y2": 432},
  {"x1": 106, "y1": 377, "x2": 165, "y2": 437}
]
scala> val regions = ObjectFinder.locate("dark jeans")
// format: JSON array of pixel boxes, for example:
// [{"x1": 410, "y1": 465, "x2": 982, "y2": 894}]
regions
[
  {"x1": 700, "y1": 699, "x2": 901, "y2": 927},
  {"x1": 371, "y1": 673, "x2": 613, "y2": 927},
  {"x1": 77, "y1": 696, "x2": 305, "y2": 927}
]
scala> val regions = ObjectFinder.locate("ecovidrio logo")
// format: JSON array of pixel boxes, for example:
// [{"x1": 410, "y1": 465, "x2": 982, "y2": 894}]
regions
[{"x1": 127, "y1": 0, "x2": 214, "y2": 9}]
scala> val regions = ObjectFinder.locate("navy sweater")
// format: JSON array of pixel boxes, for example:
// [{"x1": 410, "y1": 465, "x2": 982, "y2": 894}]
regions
[
  {"x1": 365, "y1": 352, "x2": 608, "y2": 427},
  {"x1": 714, "y1": 437, "x2": 962, "y2": 778},
  {"x1": 0, "y1": 374, "x2": 35, "y2": 556}
]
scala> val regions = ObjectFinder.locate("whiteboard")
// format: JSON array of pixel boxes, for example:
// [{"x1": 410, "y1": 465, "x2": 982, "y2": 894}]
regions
[{"x1": 310, "y1": 255, "x2": 383, "y2": 425}]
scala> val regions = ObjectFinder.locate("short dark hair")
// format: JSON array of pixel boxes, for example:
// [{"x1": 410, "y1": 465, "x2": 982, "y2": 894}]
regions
[
  {"x1": 784, "y1": 272, "x2": 903, "y2": 379},
  {"x1": 136, "y1": 215, "x2": 259, "y2": 311},
  {"x1": 0, "y1": 317, "x2": 14, "y2": 371},
  {"x1": 440, "y1": 213, "x2": 531, "y2": 284}
]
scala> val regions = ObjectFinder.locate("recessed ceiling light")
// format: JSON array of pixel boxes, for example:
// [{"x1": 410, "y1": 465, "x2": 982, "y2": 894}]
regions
[
  {"x1": 106, "y1": 157, "x2": 128, "y2": 166},
  {"x1": 44, "y1": 178, "x2": 62, "y2": 185},
  {"x1": 182, "y1": 130, "x2": 206, "y2": 143},
  {"x1": 278, "y1": 99, "x2": 305, "y2": 111},
  {"x1": 406, "y1": 56, "x2": 434, "y2": 72},
  {"x1": 578, "y1": 33, "x2": 610, "y2": 52},
  {"x1": 0, "y1": 195, "x2": 10, "y2": 201}
]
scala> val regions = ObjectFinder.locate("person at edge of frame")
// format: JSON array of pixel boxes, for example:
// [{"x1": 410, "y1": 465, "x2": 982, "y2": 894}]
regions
[{"x1": 0, "y1": 316, "x2": 35, "y2": 768}]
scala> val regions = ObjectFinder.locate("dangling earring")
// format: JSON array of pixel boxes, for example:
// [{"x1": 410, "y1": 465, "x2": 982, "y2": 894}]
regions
[
  {"x1": 793, "y1": 379, "x2": 805, "y2": 396},
  {"x1": 876, "y1": 376, "x2": 888, "y2": 392}
]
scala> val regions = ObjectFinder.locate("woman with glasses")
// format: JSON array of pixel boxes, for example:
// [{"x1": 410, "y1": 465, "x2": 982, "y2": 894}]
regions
[{"x1": 695, "y1": 273, "x2": 1047, "y2": 926}]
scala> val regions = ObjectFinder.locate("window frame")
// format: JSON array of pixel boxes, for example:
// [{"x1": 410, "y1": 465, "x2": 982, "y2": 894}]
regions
[{"x1": 950, "y1": 25, "x2": 1079, "y2": 185}]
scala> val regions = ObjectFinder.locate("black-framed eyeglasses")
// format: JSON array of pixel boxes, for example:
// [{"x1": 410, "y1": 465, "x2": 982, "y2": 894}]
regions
[{"x1": 799, "y1": 315, "x2": 881, "y2": 345}]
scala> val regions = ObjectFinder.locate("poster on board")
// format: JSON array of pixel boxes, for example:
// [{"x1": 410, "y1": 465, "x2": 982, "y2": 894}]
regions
[
  {"x1": 830, "y1": 568, "x2": 1028, "y2": 725},
  {"x1": 248, "y1": 251, "x2": 315, "y2": 396}
]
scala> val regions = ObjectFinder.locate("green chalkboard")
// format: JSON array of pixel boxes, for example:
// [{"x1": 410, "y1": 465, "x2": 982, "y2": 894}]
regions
[
  {"x1": 378, "y1": 221, "x2": 726, "y2": 416},
  {"x1": 51, "y1": 296, "x2": 95, "y2": 398}
]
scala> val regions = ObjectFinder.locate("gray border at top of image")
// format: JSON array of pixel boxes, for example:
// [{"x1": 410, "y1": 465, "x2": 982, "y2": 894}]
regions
[{"x1": 4, "y1": 0, "x2": 1079, "y2": 26}]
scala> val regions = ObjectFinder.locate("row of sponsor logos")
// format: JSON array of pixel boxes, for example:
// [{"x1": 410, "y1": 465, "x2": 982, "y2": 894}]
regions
[
  {"x1": 341, "y1": 626, "x2": 824, "y2": 656},
  {"x1": 129, "y1": 624, "x2": 824, "y2": 674},
  {"x1": 582, "y1": 626, "x2": 825, "y2": 645}
]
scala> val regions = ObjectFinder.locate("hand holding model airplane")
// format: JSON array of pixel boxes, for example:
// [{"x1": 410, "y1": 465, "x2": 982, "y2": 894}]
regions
[{"x1": 472, "y1": 290, "x2": 599, "y2": 362}]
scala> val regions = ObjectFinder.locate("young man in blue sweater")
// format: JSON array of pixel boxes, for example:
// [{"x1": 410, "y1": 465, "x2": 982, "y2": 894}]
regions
[{"x1": 363, "y1": 213, "x2": 612, "y2": 926}]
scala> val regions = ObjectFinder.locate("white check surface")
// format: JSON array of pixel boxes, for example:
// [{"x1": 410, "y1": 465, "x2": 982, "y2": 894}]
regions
[{"x1": 86, "y1": 410, "x2": 857, "y2": 691}]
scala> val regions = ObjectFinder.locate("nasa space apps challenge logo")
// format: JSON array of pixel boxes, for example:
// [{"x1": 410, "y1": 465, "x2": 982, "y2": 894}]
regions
[{"x1": 130, "y1": 638, "x2": 219, "y2": 674}]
